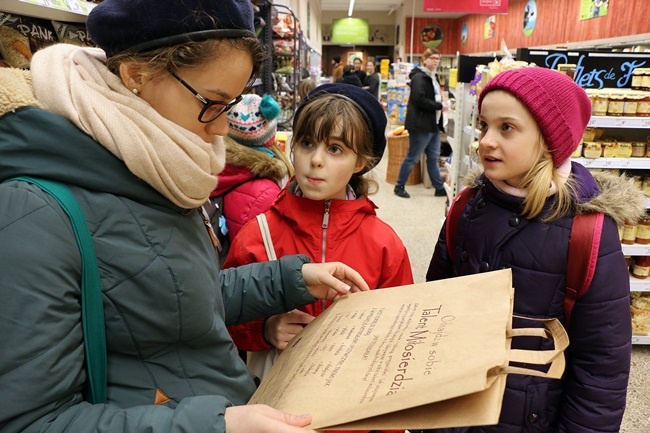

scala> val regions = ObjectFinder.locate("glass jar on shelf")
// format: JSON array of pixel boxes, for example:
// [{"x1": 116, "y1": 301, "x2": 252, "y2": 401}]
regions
[
  {"x1": 622, "y1": 222, "x2": 638, "y2": 245},
  {"x1": 636, "y1": 214, "x2": 650, "y2": 244},
  {"x1": 632, "y1": 68, "x2": 644, "y2": 91},
  {"x1": 606, "y1": 94, "x2": 625, "y2": 116},
  {"x1": 637, "y1": 94, "x2": 650, "y2": 117},
  {"x1": 592, "y1": 92, "x2": 609, "y2": 116},
  {"x1": 632, "y1": 255, "x2": 650, "y2": 279}
]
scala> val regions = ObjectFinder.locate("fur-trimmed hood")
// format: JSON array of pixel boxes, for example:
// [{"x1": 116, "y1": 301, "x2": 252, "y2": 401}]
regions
[
  {"x1": 214, "y1": 136, "x2": 289, "y2": 195},
  {"x1": 464, "y1": 162, "x2": 646, "y2": 226},
  {"x1": 224, "y1": 136, "x2": 288, "y2": 181},
  {"x1": 0, "y1": 68, "x2": 40, "y2": 117}
]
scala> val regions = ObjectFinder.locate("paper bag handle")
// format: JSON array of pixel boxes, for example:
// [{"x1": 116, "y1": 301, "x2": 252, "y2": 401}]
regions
[{"x1": 497, "y1": 316, "x2": 569, "y2": 379}]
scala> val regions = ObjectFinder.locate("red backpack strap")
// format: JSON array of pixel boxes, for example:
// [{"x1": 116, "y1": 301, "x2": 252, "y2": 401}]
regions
[
  {"x1": 564, "y1": 212, "x2": 605, "y2": 329},
  {"x1": 445, "y1": 187, "x2": 478, "y2": 261}
]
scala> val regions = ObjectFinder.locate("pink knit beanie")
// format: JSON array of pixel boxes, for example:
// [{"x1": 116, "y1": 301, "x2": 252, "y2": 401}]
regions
[{"x1": 478, "y1": 67, "x2": 592, "y2": 167}]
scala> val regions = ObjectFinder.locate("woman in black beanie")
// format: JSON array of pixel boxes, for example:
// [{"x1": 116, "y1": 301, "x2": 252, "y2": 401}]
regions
[{"x1": 0, "y1": 1, "x2": 370, "y2": 433}]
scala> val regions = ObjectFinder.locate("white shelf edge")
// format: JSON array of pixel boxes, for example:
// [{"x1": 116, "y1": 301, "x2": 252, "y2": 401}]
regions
[
  {"x1": 622, "y1": 244, "x2": 650, "y2": 255},
  {"x1": 629, "y1": 275, "x2": 650, "y2": 292},
  {"x1": 588, "y1": 116, "x2": 650, "y2": 129},
  {"x1": 462, "y1": 125, "x2": 480, "y2": 140},
  {"x1": 572, "y1": 158, "x2": 650, "y2": 169},
  {"x1": 632, "y1": 335, "x2": 650, "y2": 345},
  {"x1": 3, "y1": 0, "x2": 90, "y2": 22}
]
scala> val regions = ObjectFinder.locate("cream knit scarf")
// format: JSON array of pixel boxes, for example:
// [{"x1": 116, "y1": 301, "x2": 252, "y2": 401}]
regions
[{"x1": 30, "y1": 44, "x2": 224, "y2": 209}]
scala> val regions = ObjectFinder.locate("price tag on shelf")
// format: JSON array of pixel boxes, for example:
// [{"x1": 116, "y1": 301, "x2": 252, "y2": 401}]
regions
[
  {"x1": 587, "y1": 118, "x2": 596, "y2": 127},
  {"x1": 19, "y1": 0, "x2": 91, "y2": 14},
  {"x1": 642, "y1": 119, "x2": 650, "y2": 128},
  {"x1": 614, "y1": 119, "x2": 627, "y2": 127}
]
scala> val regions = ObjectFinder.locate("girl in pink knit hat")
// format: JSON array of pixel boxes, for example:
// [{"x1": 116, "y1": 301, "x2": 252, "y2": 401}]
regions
[{"x1": 425, "y1": 67, "x2": 645, "y2": 433}]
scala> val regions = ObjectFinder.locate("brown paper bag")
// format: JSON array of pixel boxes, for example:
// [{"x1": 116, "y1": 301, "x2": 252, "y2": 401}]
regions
[{"x1": 248, "y1": 269, "x2": 568, "y2": 430}]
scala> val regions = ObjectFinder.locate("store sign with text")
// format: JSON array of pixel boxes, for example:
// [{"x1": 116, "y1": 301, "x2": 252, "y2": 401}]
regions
[
  {"x1": 423, "y1": 0, "x2": 508, "y2": 14},
  {"x1": 517, "y1": 49, "x2": 650, "y2": 89}
]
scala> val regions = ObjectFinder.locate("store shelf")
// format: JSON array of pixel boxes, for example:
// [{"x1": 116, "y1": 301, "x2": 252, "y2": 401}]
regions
[
  {"x1": 572, "y1": 158, "x2": 650, "y2": 169},
  {"x1": 463, "y1": 125, "x2": 480, "y2": 140},
  {"x1": 622, "y1": 244, "x2": 650, "y2": 255},
  {"x1": 588, "y1": 116, "x2": 650, "y2": 129},
  {"x1": 632, "y1": 335, "x2": 650, "y2": 345},
  {"x1": 2, "y1": 0, "x2": 92, "y2": 22},
  {"x1": 629, "y1": 275, "x2": 650, "y2": 292}
]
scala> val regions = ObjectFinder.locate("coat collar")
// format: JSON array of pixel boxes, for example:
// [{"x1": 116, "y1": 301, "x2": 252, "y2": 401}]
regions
[{"x1": 465, "y1": 162, "x2": 646, "y2": 225}]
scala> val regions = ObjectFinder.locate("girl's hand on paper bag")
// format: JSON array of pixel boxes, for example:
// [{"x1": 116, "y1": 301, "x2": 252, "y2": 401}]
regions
[
  {"x1": 225, "y1": 404, "x2": 316, "y2": 433},
  {"x1": 265, "y1": 310, "x2": 315, "y2": 350},
  {"x1": 302, "y1": 262, "x2": 370, "y2": 300}
]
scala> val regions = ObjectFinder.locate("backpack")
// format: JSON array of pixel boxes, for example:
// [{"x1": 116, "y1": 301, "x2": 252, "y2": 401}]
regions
[
  {"x1": 445, "y1": 187, "x2": 605, "y2": 329},
  {"x1": 200, "y1": 194, "x2": 231, "y2": 266}
]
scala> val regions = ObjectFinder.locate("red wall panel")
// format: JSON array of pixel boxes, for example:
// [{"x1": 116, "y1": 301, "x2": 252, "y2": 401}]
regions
[{"x1": 406, "y1": 0, "x2": 650, "y2": 56}]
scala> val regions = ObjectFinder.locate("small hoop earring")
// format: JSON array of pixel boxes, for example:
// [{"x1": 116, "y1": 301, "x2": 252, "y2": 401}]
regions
[{"x1": 132, "y1": 88, "x2": 139, "y2": 95}]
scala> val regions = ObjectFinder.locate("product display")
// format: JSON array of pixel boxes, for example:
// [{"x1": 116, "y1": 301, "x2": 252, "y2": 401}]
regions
[
  {"x1": 0, "y1": 13, "x2": 57, "y2": 68},
  {"x1": 631, "y1": 292, "x2": 650, "y2": 335}
]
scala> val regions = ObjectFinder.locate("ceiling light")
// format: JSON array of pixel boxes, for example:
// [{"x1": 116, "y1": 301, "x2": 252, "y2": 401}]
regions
[{"x1": 348, "y1": 0, "x2": 355, "y2": 17}]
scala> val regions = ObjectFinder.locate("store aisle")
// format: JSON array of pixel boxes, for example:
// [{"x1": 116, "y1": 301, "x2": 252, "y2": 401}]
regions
[{"x1": 369, "y1": 151, "x2": 650, "y2": 432}]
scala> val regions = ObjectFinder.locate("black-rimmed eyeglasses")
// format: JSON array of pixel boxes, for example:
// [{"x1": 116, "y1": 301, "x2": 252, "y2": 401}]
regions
[{"x1": 168, "y1": 70, "x2": 243, "y2": 123}]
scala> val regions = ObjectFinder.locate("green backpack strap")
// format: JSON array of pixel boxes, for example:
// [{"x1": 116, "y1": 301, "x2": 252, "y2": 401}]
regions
[{"x1": 9, "y1": 176, "x2": 107, "y2": 404}]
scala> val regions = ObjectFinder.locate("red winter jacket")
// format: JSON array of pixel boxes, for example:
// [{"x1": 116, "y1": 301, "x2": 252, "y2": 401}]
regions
[{"x1": 224, "y1": 185, "x2": 414, "y2": 352}]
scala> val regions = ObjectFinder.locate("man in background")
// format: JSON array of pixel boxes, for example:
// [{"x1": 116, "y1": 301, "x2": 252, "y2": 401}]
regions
[
  {"x1": 331, "y1": 56, "x2": 343, "y2": 82},
  {"x1": 353, "y1": 57, "x2": 367, "y2": 85},
  {"x1": 363, "y1": 61, "x2": 380, "y2": 100}
]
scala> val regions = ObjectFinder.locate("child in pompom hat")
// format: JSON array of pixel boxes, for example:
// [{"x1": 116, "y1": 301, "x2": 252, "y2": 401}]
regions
[
  {"x1": 226, "y1": 85, "x2": 413, "y2": 429},
  {"x1": 424, "y1": 67, "x2": 644, "y2": 433},
  {"x1": 208, "y1": 93, "x2": 293, "y2": 260}
]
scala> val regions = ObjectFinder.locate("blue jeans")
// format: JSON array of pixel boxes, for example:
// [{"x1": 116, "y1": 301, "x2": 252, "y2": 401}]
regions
[{"x1": 396, "y1": 129, "x2": 444, "y2": 190}]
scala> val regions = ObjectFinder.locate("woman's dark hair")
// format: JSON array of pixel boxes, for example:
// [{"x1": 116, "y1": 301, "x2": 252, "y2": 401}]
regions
[{"x1": 106, "y1": 37, "x2": 265, "y2": 90}]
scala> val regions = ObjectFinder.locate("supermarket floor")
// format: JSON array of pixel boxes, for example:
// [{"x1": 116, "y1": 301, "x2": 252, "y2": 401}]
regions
[{"x1": 369, "y1": 150, "x2": 650, "y2": 432}]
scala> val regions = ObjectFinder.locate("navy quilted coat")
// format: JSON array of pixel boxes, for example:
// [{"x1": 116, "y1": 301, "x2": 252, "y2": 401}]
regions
[{"x1": 425, "y1": 164, "x2": 644, "y2": 433}]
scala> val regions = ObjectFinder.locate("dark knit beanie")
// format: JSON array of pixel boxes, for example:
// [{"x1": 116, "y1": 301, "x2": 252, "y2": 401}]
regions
[
  {"x1": 294, "y1": 83, "x2": 387, "y2": 174},
  {"x1": 87, "y1": 0, "x2": 255, "y2": 57},
  {"x1": 478, "y1": 67, "x2": 592, "y2": 167}
]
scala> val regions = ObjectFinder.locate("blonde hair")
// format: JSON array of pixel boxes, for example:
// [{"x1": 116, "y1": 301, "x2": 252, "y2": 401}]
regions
[
  {"x1": 517, "y1": 132, "x2": 575, "y2": 221},
  {"x1": 422, "y1": 48, "x2": 440, "y2": 60},
  {"x1": 269, "y1": 143, "x2": 294, "y2": 178},
  {"x1": 291, "y1": 94, "x2": 378, "y2": 197},
  {"x1": 298, "y1": 78, "x2": 316, "y2": 101}
]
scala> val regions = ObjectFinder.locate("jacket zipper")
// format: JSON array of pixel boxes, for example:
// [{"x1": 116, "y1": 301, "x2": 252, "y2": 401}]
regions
[{"x1": 321, "y1": 200, "x2": 331, "y2": 312}]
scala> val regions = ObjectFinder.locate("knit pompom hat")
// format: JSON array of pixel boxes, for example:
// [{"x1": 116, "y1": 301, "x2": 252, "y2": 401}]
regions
[
  {"x1": 87, "y1": 0, "x2": 255, "y2": 57},
  {"x1": 227, "y1": 94, "x2": 281, "y2": 148},
  {"x1": 478, "y1": 67, "x2": 592, "y2": 167}
]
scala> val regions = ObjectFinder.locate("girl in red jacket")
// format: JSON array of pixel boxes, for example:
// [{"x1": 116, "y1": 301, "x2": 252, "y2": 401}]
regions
[{"x1": 224, "y1": 84, "x2": 413, "y2": 386}]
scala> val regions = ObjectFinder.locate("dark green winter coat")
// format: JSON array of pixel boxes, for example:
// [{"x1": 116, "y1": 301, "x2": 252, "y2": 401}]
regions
[{"x1": 0, "y1": 68, "x2": 315, "y2": 433}]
